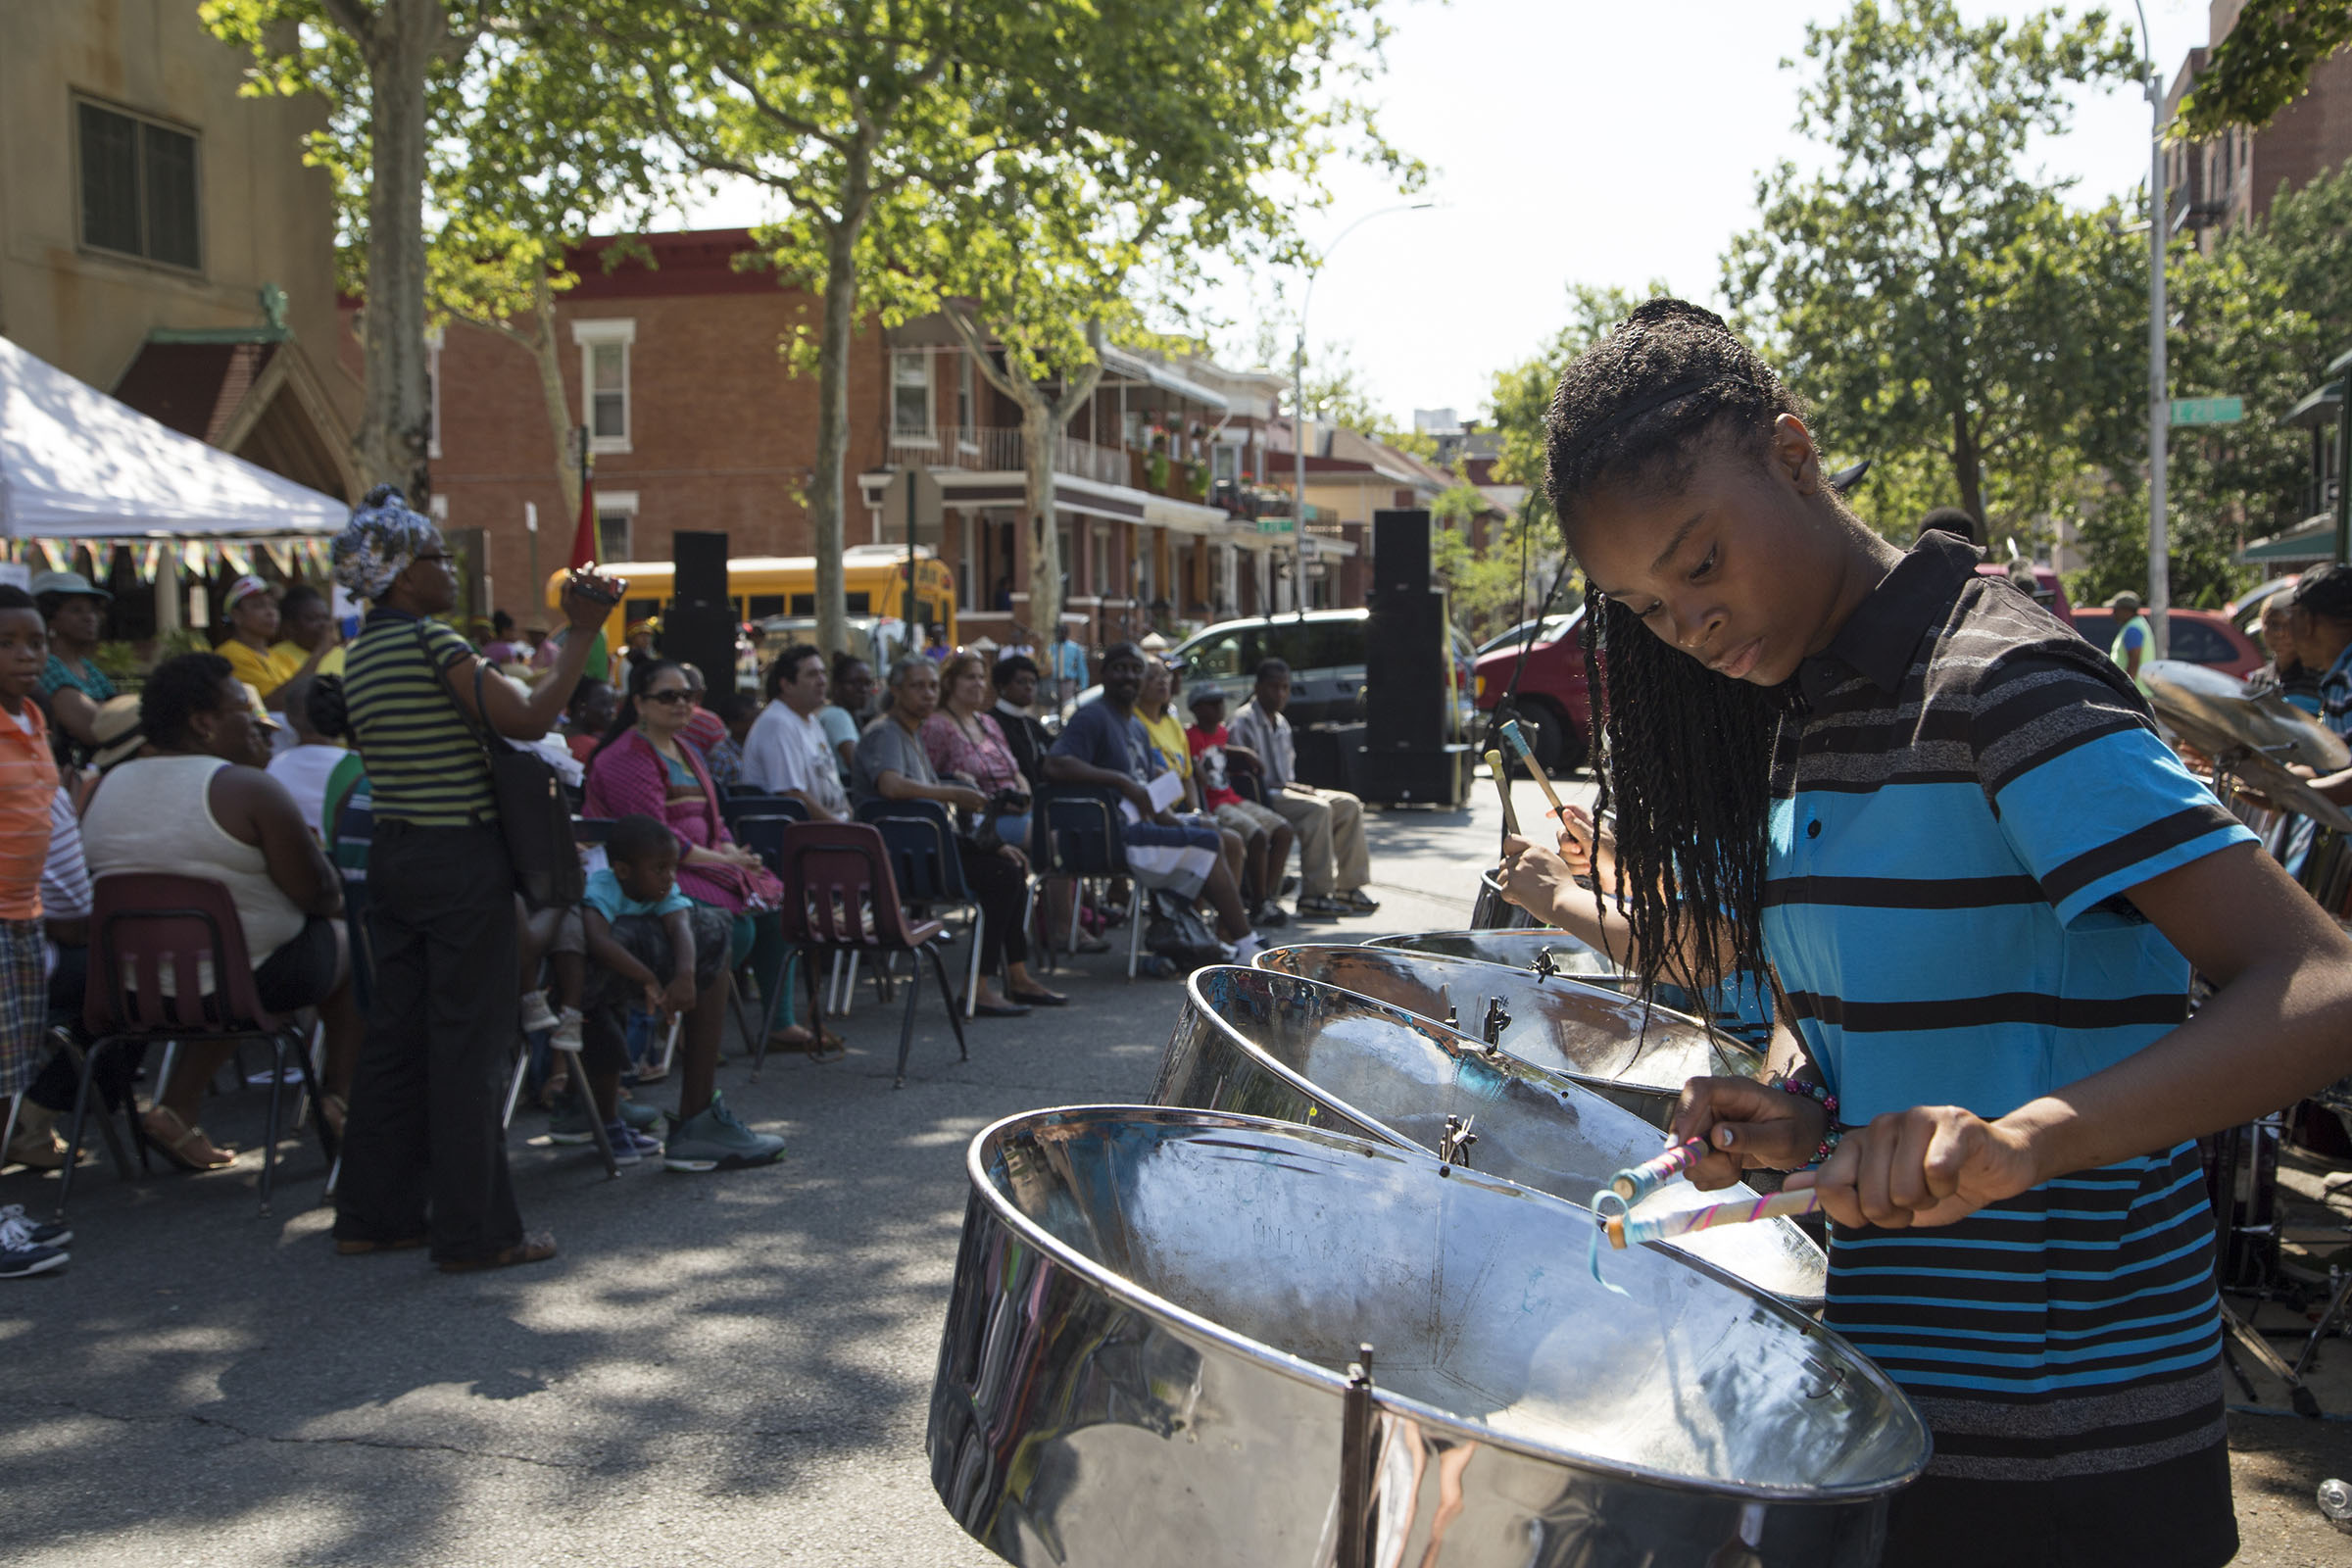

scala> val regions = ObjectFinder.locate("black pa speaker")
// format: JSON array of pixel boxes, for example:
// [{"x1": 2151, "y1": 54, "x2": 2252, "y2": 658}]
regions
[
  {"x1": 1372, "y1": 508, "x2": 1432, "y2": 597},
  {"x1": 1365, "y1": 589, "x2": 1450, "y2": 753},
  {"x1": 662, "y1": 530, "x2": 736, "y2": 694}
]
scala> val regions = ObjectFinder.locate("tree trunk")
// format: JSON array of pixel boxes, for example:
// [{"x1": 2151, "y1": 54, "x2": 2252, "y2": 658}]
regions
[
  {"x1": 525, "y1": 279, "x2": 582, "y2": 526},
  {"x1": 1022, "y1": 396, "x2": 1062, "y2": 637},
  {"x1": 352, "y1": 0, "x2": 446, "y2": 500},
  {"x1": 808, "y1": 150, "x2": 872, "y2": 660},
  {"x1": 1949, "y1": 404, "x2": 1984, "y2": 527}
]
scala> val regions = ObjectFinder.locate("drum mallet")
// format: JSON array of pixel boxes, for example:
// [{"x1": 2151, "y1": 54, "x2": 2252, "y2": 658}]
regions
[
  {"x1": 1605, "y1": 1188, "x2": 1822, "y2": 1250},
  {"x1": 1496, "y1": 719, "x2": 1567, "y2": 822},
  {"x1": 1483, "y1": 748, "x2": 1522, "y2": 838}
]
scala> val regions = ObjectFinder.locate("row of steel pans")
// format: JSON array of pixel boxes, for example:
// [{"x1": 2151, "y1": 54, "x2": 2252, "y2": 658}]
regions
[{"x1": 929, "y1": 926, "x2": 1926, "y2": 1567}]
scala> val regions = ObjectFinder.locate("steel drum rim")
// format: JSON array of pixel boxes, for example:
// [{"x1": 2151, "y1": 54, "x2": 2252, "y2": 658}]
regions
[
  {"x1": 1365, "y1": 926, "x2": 1629, "y2": 973},
  {"x1": 1259, "y1": 940, "x2": 1721, "y2": 1040},
  {"x1": 967, "y1": 1102, "x2": 1932, "y2": 1501}
]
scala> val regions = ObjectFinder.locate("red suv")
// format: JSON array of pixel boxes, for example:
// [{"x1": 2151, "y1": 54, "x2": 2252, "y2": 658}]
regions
[{"x1": 1473, "y1": 609, "x2": 1592, "y2": 771}]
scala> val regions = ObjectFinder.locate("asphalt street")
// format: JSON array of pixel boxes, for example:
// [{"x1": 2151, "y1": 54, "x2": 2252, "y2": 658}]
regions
[{"x1": 2, "y1": 771, "x2": 2346, "y2": 1566}]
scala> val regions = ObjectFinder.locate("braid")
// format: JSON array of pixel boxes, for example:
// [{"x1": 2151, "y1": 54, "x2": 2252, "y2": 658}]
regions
[{"x1": 1548, "y1": 299, "x2": 1806, "y2": 998}]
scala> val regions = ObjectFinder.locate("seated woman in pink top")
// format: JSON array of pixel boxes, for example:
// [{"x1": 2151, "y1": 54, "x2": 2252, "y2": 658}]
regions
[{"x1": 582, "y1": 659, "x2": 827, "y2": 1054}]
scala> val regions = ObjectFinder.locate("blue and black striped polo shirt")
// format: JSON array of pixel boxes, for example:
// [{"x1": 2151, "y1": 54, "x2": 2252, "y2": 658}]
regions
[{"x1": 1766, "y1": 534, "x2": 2253, "y2": 1500}]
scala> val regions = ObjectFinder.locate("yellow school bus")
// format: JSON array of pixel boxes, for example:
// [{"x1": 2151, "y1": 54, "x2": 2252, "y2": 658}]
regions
[{"x1": 545, "y1": 545, "x2": 959, "y2": 651}]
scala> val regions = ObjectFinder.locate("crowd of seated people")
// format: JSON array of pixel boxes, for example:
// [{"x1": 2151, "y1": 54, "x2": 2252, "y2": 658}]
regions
[{"x1": 0, "y1": 505, "x2": 1391, "y2": 1281}]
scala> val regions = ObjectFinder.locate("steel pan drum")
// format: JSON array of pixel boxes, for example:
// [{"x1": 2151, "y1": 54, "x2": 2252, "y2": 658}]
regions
[
  {"x1": 1367, "y1": 926, "x2": 1631, "y2": 987},
  {"x1": 1157, "y1": 964, "x2": 1824, "y2": 1304},
  {"x1": 1469, "y1": 869, "x2": 1542, "y2": 930},
  {"x1": 1257, "y1": 943, "x2": 1762, "y2": 1128},
  {"x1": 929, "y1": 1106, "x2": 1927, "y2": 1567}
]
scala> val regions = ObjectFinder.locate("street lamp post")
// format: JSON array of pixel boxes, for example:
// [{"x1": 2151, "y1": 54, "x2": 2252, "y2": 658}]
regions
[
  {"x1": 2136, "y1": 1, "x2": 2171, "y2": 657},
  {"x1": 1293, "y1": 201, "x2": 1435, "y2": 615}
]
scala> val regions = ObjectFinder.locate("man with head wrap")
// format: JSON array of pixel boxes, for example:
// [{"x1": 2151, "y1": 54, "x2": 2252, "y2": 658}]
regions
[{"x1": 326, "y1": 486, "x2": 617, "y2": 1271}]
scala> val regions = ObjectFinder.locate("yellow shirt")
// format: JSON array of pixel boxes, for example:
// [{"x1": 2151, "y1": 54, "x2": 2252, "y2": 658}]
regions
[
  {"x1": 1140, "y1": 708, "x2": 1191, "y2": 782},
  {"x1": 220, "y1": 639, "x2": 308, "y2": 698}
]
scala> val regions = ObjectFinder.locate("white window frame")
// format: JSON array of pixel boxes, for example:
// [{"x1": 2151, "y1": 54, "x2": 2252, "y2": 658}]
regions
[
  {"x1": 425, "y1": 326, "x2": 445, "y2": 460},
  {"x1": 892, "y1": 349, "x2": 936, "y2": 444},
  {"x1": 594, "y1": 488, "x2": 640, "y2": 564},
  {"x1": 571, "y1": 318, "x2": 636, "y2": 455}
]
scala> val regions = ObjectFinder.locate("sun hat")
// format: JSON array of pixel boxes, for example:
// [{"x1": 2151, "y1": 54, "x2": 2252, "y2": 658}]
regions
[
  {"x1": 27, "y1": 569, "x2": 112, "y2": 603},
  {"x1": 224, "y1": 575, "x2": 275, "y2": 612},
  {"x1": 87, "y1": 696, "x2": 146, "y2": 770}
]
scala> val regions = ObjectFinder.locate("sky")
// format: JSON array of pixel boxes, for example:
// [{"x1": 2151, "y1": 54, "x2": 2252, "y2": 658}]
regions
[{"x1": 678, "y1": 0, "x2": 2220, "y2": 429}]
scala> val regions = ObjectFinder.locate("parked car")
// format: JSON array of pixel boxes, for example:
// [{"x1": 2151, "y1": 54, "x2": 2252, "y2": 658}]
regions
[
  {"x1": 1472, "y1": 605, "x2": 1592, "y2": 772},
  {"x1": 1078, "y1": 608, "x2": 1476, "y2": 734},
  {"x1": 1476, "y1": 612, "x2": 1580, "y2": 658},
  {"x1": 2068, "y1": 607, "x2": 2264, "y2": 680}
]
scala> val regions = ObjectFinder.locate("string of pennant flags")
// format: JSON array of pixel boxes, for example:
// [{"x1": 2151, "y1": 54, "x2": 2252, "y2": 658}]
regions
[{"x1": 0, "y1": 535, "x2": 334, "y2": 583}]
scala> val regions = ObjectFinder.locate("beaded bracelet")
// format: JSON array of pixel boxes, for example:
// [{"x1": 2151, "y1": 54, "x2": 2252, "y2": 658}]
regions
[{"x1": 1771, "y1": 1075, "x2": 1843, "y2": 1168}]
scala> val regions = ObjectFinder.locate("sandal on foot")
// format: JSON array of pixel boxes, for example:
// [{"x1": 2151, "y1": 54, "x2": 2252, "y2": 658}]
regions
[
  {"x1": 334, "y1": 1234, "x2": 425, "y2": 1256},
  {"x1": 437, "y1": 1231, "x2": 559, "y2": 1273},
  {"x1": 142, "y1": 1106, "x2": 236, "y2": 1171},
  {"x1": 767, "y1": 1025, "x2": 844, "y2": 1055}
]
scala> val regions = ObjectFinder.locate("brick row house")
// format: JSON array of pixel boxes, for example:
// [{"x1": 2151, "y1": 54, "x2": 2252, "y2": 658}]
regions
[{"x1": 415, "y1": 227, "x2": 1406, "y2": 650}]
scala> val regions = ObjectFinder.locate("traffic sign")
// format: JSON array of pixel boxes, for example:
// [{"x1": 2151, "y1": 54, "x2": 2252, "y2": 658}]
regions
[
  {"x1": 884, "y1": 466, "x2": 944, "y2": 545},
  {"x1": 2170, "y1": 396, "x2": 2243, "y2": 426},
  {"x1": 1257, "y1": 514, "x2": 1296, "y2": 534}
]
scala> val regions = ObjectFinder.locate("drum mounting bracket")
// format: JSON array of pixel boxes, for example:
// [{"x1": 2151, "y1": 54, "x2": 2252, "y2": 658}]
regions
[
  {"x1": 1338, "y1": 1344, "x2": 1377, "y2": 1568},
  {"x1": 1438, "y1": 1114, "x2": 1479, "y2": 1170}
]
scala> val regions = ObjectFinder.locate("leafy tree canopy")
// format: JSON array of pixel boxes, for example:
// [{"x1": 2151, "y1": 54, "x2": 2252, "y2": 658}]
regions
[{"x1": 2178, "y1": 0, "x2": 2352, "y2": 135}]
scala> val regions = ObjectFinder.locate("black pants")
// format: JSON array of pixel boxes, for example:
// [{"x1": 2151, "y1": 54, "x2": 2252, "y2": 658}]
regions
[
  {"x1": 956, "y1": 841, "x2": 1029, "y2": 978},
  {"x1": 332, "y1": 823, "x2": 523, "y2": 1263}
]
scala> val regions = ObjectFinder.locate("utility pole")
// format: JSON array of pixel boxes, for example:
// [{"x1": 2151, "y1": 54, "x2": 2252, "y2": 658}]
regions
[
  {"x1": 2137, "y1": 1, "x2": 2171, "y2": 658},
  {"x1": 1293, "y1": 202, "x2": 1435, "y2": 619}
]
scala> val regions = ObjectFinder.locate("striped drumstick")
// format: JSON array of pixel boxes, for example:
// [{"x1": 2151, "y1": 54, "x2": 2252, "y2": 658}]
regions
[
  {"x1": 1606, "y1": 1138, "x2": 1709, "y2": 1203},
  {"x1": 1483, "y1": 749, "x2": 1521, "y2": 837},
  {"x1": 1496, "y1": 719, "x2": 1567, "y2": 821},
  {"x1": 1603, "y1": 1188, "x2": 1820, "y2": 1250}
]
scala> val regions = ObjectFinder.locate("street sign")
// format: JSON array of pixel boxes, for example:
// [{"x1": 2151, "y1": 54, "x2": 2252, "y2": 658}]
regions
[
  {"x1": 885, "y1": 466, "x2": 944, "y2": 545},
  {"x1": 2170, "y1": 396, "x2": 2243, "y2": 426},
  {"x1": 1257, "y1": 515, "x2": 1295, "y2": 534}
]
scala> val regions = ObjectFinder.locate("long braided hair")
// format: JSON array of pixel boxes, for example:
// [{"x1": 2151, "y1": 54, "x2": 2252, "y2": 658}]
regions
[{"x1": 1543, "y1": 299, "x2": 1805, "y2": 997}]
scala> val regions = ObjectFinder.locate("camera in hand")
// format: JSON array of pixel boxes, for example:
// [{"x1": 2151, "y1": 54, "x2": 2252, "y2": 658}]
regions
[{"x1": 568, "y1": 568, "x2": 627, "y2": 608}]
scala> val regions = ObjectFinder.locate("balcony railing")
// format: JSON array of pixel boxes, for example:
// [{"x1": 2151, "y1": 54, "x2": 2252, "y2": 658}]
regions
[{"x1": 888, "y1": 423, "x2": 1133, "y2": 487}]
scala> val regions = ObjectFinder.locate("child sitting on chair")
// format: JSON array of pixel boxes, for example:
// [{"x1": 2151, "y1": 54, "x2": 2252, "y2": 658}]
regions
[{"x1": 579, "y1": 813, "x2": 785, "y2": 1172}]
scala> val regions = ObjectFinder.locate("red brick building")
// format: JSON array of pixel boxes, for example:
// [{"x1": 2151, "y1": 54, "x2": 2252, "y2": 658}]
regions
[
  {"x1": 2163, "y1": 2, "x2": 2352, "y2": 254},
  {"x1": 408, "y1": 228, "x2": 1351, "y2": 649}
]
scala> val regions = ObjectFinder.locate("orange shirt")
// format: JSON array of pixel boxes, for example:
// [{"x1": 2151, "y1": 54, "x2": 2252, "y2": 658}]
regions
[{"x1": 0, "y1": 700, "x2": 60, "y2": 920}]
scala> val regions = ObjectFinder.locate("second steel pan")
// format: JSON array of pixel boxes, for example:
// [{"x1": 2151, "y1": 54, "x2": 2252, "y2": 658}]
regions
[
  {"x1": 1366, "y1": 926, "x2": 1632, "y2": 987},
  {"x1": 1255, "y1": 942, "x2": 1764, "y2": 1128},
  {"x1": 929, "y1": 1106, "x2": 1925, "y2": 1568},
  {"x1": 1154, "y1": 965, "x2": 1825, "y2": 1304}
]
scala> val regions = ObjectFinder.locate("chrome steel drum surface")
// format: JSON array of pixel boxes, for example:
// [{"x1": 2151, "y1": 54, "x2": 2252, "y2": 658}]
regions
[
  {"x1": 1368, "y1": 926, "x2": 1634, "y2": 987},
  {"x1": 929, "y1": 1106, "x2": 1926, "y2": 1568},
  {"x1": 1259, "y1": 943, "x2": 1762, "y2": 1127},
  {"x1": 2145, "y1": 659, "x2": 2350, "y2": 772},
  {"x1": 1154, "y1": 965, "x2": 1824, "y2": 1304}
]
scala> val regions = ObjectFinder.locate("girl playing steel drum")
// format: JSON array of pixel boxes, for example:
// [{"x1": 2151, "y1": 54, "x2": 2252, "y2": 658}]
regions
[{"x1": 1495, "y1": 299, "x2": 2352, "y2": 1568}]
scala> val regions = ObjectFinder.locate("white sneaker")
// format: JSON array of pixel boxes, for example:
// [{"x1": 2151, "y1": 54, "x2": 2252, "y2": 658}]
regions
[
  {"x1": 519, "y1": 989, "x2": 561, "y2": 1035},
  {"x1": 549, "y1": 1006, "x2": 584, "y2": 1054},
  {"x1": 1230, "y1": 934, "x2": 1264, "y2": 965}
]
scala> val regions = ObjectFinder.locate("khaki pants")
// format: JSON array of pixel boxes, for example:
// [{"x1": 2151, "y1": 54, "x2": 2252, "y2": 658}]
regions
[{"x1": 1266, "y1": 786, "x2": 1369, "y2": 898}]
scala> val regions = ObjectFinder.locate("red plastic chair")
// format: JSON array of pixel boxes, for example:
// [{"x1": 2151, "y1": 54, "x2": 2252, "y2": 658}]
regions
[
  {"x1": 774, "y1": 822, "x2": 967, "y2": 1089},
  {"x1": 59, "y1": 874, "x2": 337, "y2": 1220}
]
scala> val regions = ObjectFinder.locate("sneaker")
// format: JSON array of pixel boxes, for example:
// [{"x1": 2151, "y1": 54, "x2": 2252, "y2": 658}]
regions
[
  {"x1": 1252, "y1": 901, "x2": 1290, "y2": 928},
  {"x1": 604, "y1": 1122, "x2": 663, "y2": 1165},
  {"x1": 1230, "y1": 934, "x2": 1265, "y2": 966},
  {"x1": 614, "y1": 1097, "x2": 663, "y2": 1134},
  {"x1": 0, "y1": 1205, "x2": 70, "y2": 1250},
  {"x1": 663, "y1": 1094, "x2": 786, "y2": 1172},
  {"x1": 0, "y1": 1243, "x2": 67, "y2": 1279},
  {"x1": 548, "y1": 1006, "x2": 584, "y2": 1054},
  {"x1": 518, "y1": 990, "x2": 561, "y2": 1035}
]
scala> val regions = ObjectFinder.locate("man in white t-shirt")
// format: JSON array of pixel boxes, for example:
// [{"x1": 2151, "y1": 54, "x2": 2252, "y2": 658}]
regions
[{"x1": 740, "y1": 642, "x2": 848, "y2": 820}]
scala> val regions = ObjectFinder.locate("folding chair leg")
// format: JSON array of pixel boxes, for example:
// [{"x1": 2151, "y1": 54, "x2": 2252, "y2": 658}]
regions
[
  {"x1": 501, "y1": 1042, "x2": 529, "y2": 1129},
  {"x1": 553, "y1": 1046, "x2": 619, "y2": 1179},
  {"x1": 964, "y1": 907, "x2": 985, "y2": 1018},
  {"x1": 1068, "y1": 879, "x2": 1084, "y2": 954},
  {"x1": 652, "y1": 1014, "x2": 682, "y2": 1080},
  {"x1": 728, "y1": 970, "x2": 760, "y2": 1060},
  {"x1": 1127, "y1": 883, "x2": 1146, "y2": 980},
  {"x1": 924, "y1": 945, "x2": 970, "y2": 1064},
  {"x1": 260, "y1": 1034, "x2": 288, "y2": 1218},
  {"x1": 893, "y1": 950, "x2": 922, "y2": 1091},
  {"x1": 57, "y1": 1037, "x2": 132, "y2": 1222}
]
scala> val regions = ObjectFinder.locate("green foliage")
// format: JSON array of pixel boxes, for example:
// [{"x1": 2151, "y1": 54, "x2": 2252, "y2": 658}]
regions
[
  {"x1": 1721, "y1": 0, "x2": 2143, "y2": 541},
  {"x1": 2178, "y1": 0, "x2": 2352, "y2": 135},
  {"x1": 2071, "y1": 164, "x2": 2352, "y2": 602},
  {"x1": 1485, "y1": 282, "x2": 1670, "y2": 528}
]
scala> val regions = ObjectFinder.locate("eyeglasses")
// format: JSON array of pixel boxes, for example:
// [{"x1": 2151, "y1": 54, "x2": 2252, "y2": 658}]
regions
[{"x1": 642, "y1": 689, "x2": 695, "y2": 706}]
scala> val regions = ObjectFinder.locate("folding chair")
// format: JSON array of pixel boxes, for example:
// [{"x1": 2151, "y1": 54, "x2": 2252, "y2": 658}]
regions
[
  {"x1": 1035, "y1": 785, "x2": 1147, "y2": 979},
  {"x1": 729, "y1": 805, "x2": 821, "y2": 1062},
  {"x1": 774, "y1": 822, "x2": 967, "y2": 1089},
  {"x1": 60, "y1": 874, "x2": 339, "y2": 1220},
  {"x1": 856, "y1": 798, "x2": 1000, "y2": 1019}
]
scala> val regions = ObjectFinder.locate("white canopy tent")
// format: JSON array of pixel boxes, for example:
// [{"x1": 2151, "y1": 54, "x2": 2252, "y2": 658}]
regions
[{"x1": 0, "y1": 334, "x2": 347, "y2": 541}]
